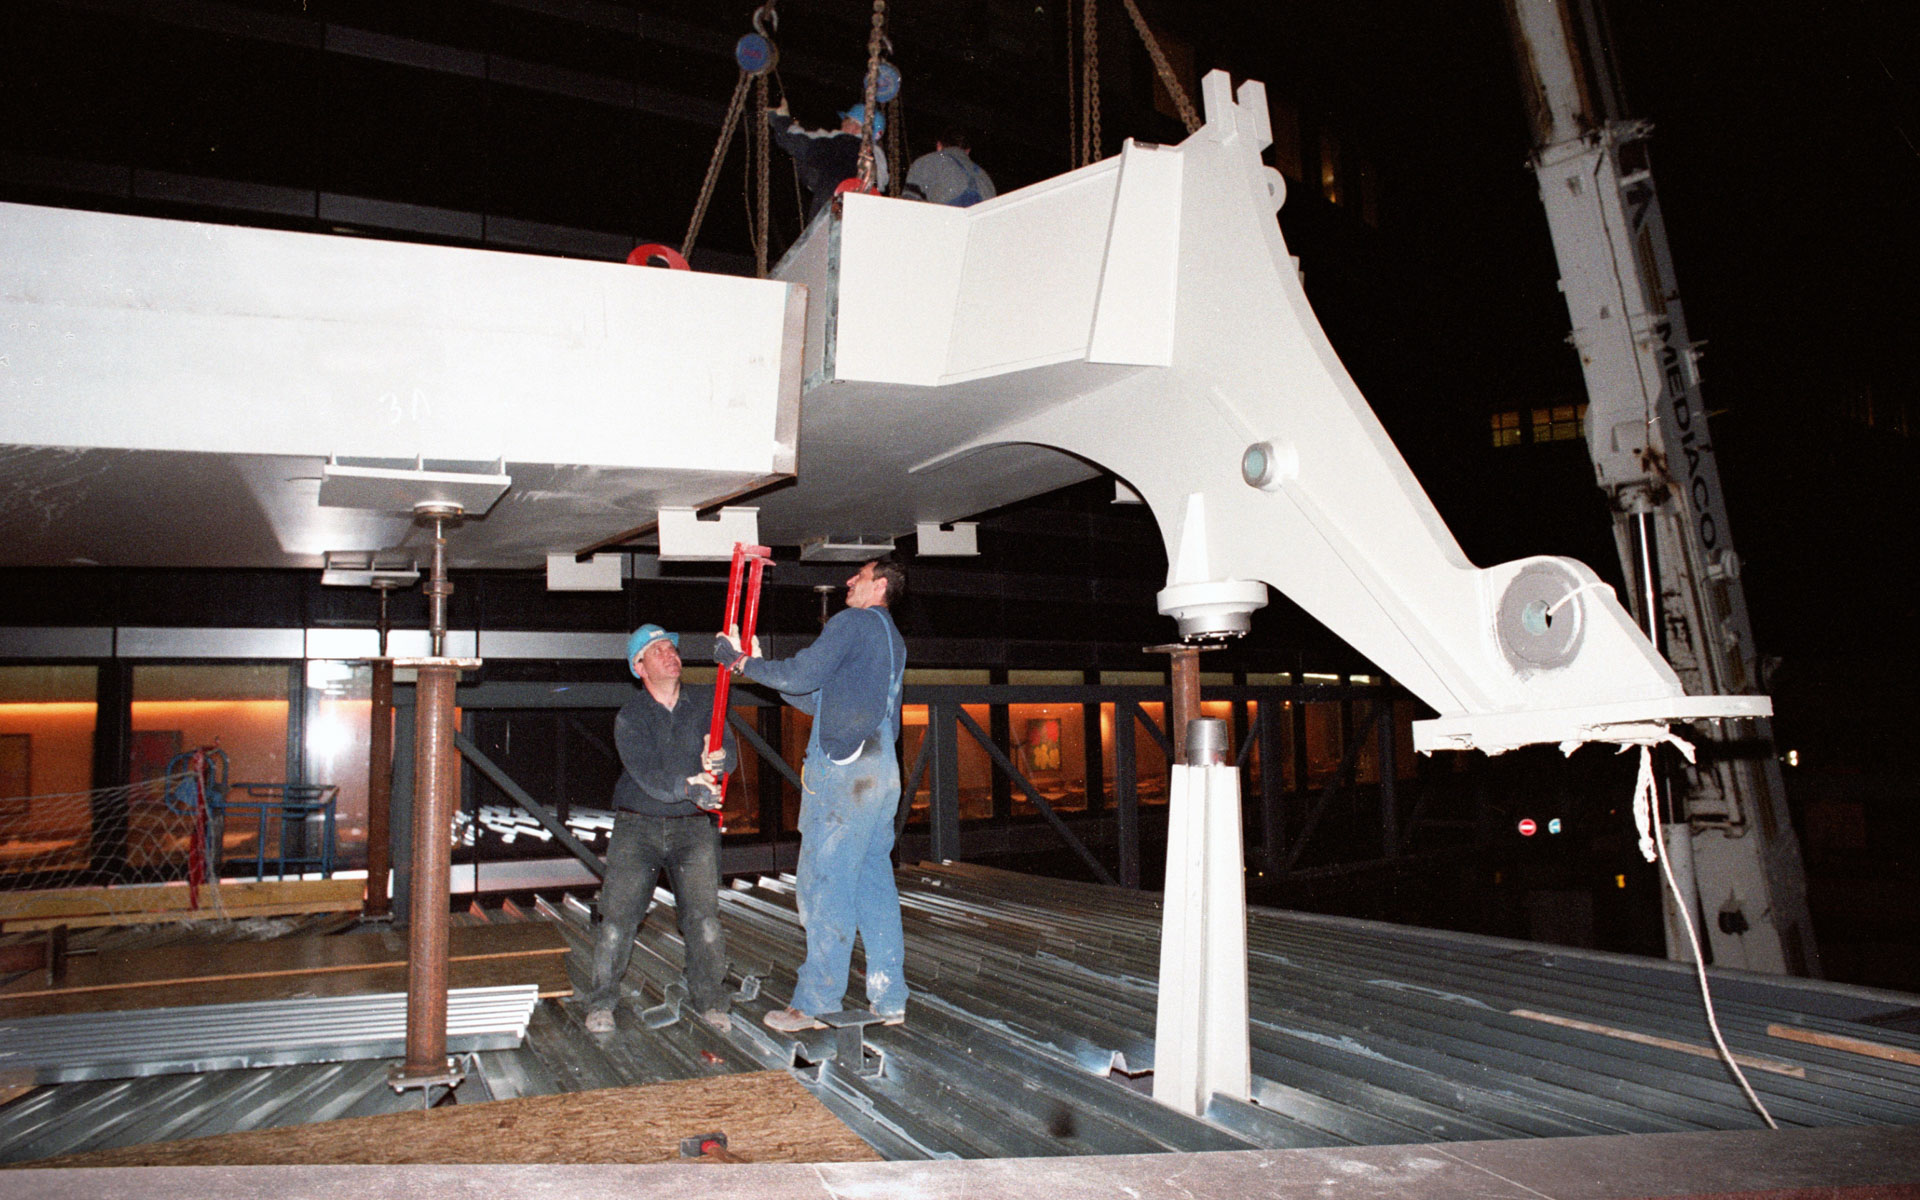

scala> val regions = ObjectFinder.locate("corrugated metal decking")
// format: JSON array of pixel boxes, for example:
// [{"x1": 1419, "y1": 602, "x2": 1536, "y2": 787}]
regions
[{"x1": 3, "y1": 864, "x2": 1918, "y2": 1166}]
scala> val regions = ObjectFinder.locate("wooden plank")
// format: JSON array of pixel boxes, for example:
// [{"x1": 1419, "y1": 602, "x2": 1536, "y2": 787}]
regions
[
  {"x1": 1768, "y1": 1022, "x2": 1920, "y2": 1069},
  {"x1": 1, "y1": 897, "x2": 365, "y2": 932},
  {"x1": 0, "y1": 928, "x2": 66, "y2": 987},
  {"x1": 0, "y1": 919, "x2": 566, "y2": 999},
  {"x1": 0, "y1": 940, "x2": 48, "y2": 974},
  {"x1": 15, "y1": 1072, "x2": 880, "y2": 1168},
  {"x1": 0, "y1": 953, "x2": 571, "y2": 1019},
  {"x1": 0, "y1": 879, "x2": 364, "y2": 931},
  {"x1": 1510, "y1": 1008, "x2": 1807, "y2": 1078}
]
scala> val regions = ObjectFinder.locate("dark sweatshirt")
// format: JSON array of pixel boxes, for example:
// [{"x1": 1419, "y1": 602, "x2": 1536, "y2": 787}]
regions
[
  {"x1": 767, "y1": 113, "x2": 889, "y2": 223},
  {"x1": 611, "y1": 682, "x2": 738, "y2": 817},
  {"x1": 739, "y1": 606, "x2": 905, "y2": 761}
]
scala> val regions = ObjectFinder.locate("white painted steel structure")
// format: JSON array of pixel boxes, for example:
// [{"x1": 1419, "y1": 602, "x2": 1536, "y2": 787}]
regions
[
  {"x1": 765, "y1": 70, "x2": 1768, "y2": 758},
  {"x1": 0, "y1": 202, "x2": 803, "y2": 569}
]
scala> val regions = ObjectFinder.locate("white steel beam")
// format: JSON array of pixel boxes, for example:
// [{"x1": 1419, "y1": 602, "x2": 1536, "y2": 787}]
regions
[{"x1": 0, "y1": 201, "x2": 803, "y2": 569}]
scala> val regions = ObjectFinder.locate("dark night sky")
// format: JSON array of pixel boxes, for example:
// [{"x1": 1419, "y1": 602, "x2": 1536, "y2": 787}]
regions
[{"x1": 1594, "y1": 3, "x2": 1918, "y2": 758}]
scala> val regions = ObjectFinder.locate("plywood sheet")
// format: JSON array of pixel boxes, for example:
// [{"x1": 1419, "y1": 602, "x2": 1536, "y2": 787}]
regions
[
  {"x1": 0, "y1": 920, "x2": 565, "y2": 1000},
  {"x1": 0, "y1": 952, "x2": 572, "y2": 1020},
  {"x1": 16, "y1": 1072, "x2": 879, "y2": 1167}
]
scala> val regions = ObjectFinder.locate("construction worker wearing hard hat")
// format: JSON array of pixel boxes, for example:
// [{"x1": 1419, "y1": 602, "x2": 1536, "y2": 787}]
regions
[{"x1": 580, "y1": 624, "x2": 738, "y2": 1036}]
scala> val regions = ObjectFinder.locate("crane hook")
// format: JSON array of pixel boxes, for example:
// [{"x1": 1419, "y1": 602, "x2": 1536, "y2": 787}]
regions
[{"x1": 752, "y1": 3, "x2": 778, "y2": 37}]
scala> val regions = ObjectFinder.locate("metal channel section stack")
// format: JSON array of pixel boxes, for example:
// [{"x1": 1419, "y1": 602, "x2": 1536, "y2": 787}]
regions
[
  {"x1": 0, "y1": 986, "x2": 539, "y2": 1084},
  {"x1": 1505, "y1": 0, "x2": 1818, "y2": 975}
]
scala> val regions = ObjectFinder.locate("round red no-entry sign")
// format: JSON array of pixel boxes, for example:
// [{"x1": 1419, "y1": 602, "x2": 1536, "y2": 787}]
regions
[{"x1": 1517, "y1": 818, "x2": 1537, "y2": 837}]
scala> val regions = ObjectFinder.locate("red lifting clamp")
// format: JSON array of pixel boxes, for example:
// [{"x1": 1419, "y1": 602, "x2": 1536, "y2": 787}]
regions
[{"x1": 709, "y1": 542, "x2": 772, "y2": 831}]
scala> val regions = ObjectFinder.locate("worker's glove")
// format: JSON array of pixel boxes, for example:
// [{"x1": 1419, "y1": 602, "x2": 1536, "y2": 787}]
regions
[
  {"x1": 700, "y1": 747, "x2": 727, "y2": 776},
  {"x1": 770, "y1": 98, "x2": 790, "y2": 117},
  {"x1": 712, "y1": 632, "x2": 761, "y2": 671},
  {"x1": 686, "y1": 772, "x2": 724, "y2": 812}
]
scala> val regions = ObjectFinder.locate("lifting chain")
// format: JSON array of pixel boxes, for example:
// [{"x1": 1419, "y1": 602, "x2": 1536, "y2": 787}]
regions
[
  {"x1": 856, "y1": 0, "x2": 886, "y2": 191},
  {"x1": 753, "y1": 1, "x2": 777, "y2": 276},
  {"x1": 885, "y1": 95, "x2": 904, "y2": 197},
  {"x1": 1082, "y1": 0, "x2": 1101, "y2": 165},
  {"x1": 754, "y1": 73, "x2": 771, "y2": 276},
  {"x1": 1064, "y1": 0, "x2": 1080, "y2": 168},
  {"x1": 1119, "y1": 0, "x2": 1199, "y2": 134},
  {"x1": 682, "y1": 69, "x2": 753, "y2": 261}
]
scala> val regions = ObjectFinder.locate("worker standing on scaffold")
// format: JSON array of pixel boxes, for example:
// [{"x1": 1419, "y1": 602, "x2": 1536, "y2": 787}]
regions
[
  {"x1": 717, "y1": 555, "x2": 909, "y2": 1033},
  {"x1": 768, "y1": 96, "x2": 890, "y2": 223},
  {"x1": 581, "y1": 624, "x2": 737, "y2": 1036}
]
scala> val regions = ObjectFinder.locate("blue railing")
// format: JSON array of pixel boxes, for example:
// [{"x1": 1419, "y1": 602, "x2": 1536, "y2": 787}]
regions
[
  {"x1": 219, "y1": 783, "x2": 339, "y2": 881},
  {"x1": 164, "y1": 750, "x2": 338, "y2": 881}
]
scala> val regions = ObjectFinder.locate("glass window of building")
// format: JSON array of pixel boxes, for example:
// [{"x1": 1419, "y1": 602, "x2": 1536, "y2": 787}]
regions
[
  {"x1": 0, "y1": 666, "x2": 98, "y2": 880},
  {"x1": 1491, "y1": 410, "x2": 1523, "y2": 448},
  {"x1": 1303, "y1": 699, "x2": 1343, "y2": 785},
  {"x1": 132, "y1": 663, "x2": 293, "y2": 865},
  {"x1": 1101, "y1": 701, "x2": 1170, "y2": 806},
  {"x1": 304, "y1": 661, "x2": 369, "y2": 869},
  {"x1": 899, "y1": 704, "x2": 996, "y2": 826},
  {"x1": 1008, "y1": 703, "x2": 1088, "y2": 815},
  {"x1": 1531, "y1": 402, "x2": 1586, "y2": 443}
]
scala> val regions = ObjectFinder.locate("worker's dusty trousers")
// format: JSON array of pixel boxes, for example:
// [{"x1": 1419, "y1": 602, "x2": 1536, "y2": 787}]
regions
[
  {"x1": 584, "y1": 810, "x2": 727, "y2": 1015},
  {"x1": 789, "y1": 740, "x2": 908, "y2": 1018}
]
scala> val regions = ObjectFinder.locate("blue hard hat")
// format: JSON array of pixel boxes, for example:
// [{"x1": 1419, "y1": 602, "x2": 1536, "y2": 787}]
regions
[
  {"x1": 626, "y1": 624, "x2": 679, "y2": 674},
  {"x1": 840, "y1": 105, "x2": 886, "y2": 137}
]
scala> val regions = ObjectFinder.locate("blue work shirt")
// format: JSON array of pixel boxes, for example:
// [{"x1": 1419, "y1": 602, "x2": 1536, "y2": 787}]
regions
[{"x1": 740, "y1": 606, "x2": 906, "y2": 761}]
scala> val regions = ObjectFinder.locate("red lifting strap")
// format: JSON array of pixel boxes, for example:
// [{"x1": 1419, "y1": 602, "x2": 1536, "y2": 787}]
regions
[
  {"x1": 627, "y1": 243, "x2": 691, "y2": 270},
  {"x1": 709, "y1": 542, "x2": 773, "y2": 831}
]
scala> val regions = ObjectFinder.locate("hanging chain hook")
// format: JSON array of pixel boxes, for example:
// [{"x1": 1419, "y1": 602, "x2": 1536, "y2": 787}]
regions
[
  {"x1": 752, "y1": 2, "x2": 777, "y2": 38},
  {"x1": 855, "y1": 0, "x2": 887, "y2": 192}
]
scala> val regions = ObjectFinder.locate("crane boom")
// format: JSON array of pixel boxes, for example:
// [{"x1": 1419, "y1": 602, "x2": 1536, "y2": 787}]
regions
[{"x1": 1505, "y1": 0, "x2": 1818, "y2": 974}]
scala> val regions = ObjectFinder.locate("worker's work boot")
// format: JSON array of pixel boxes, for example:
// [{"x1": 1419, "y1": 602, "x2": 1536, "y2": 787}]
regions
[
  {"x1": 762, "y1": 1006, "x2": 826, "y2": 1033},
  {"x1": 584, "y1": 1007, "x2": 616, "y2": 1034},
  {"x1": 872, "y1": 1007, "x2": 906, "y2": 1027},
  {"x1": 701, "y1": 1009, "x2": 733, "y2": 1033}
]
